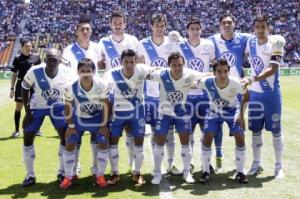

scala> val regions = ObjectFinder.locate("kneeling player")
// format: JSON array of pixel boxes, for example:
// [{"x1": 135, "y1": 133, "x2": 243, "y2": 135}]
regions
[
  {"x1": 60, "y1": 58, "x2": 110, "y2": 189},
  {"x1": 21, "y1": 49, "x2": 71, "y2": 187},
  {"x1": 196, "y1": 59, "x2": 248, "y2": 184}
]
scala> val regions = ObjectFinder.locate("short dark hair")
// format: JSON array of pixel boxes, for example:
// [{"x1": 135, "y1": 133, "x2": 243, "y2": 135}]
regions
[
  {"x1": 110, "y1": 11, "x2": 126, "y2": 22},
  {"x1": 253, "y1": 15, "x2": 269, "y2": 26},
  {"x1": 151, "y1": 13, "x2": 167, "y2": 26},
  {"x1": 219, "y1": 13, "x2": 236, "y2": 24},
  {"x1": 76, "y1": 16, "x2": 91, "y2": 29},
  {"x1": 120, "y1": 49, "x2": 136, "y2": 62},
  {"x1": 187, "y1": 17, "x2": 201, "y2": 29},
  {"x1": 212, "y1": 59, "x2": 230, "y2": 72},
  {"x1": 77, "y1": 58, "x2": 96, "y2": 72},
  {"x1": 168, "y1": 52, "x2": 185, "y2": 66},
  {"x1": 20, "y1": 39, "x2": 31, "y2": 47}
]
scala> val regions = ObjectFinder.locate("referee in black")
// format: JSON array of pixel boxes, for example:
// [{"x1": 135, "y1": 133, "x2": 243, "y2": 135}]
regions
[{"x1": 9, "y1": 39, "x2": 42, "y2": 138}]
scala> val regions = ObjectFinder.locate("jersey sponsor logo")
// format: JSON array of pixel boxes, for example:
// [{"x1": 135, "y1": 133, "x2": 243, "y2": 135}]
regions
[
  {"x1": 188, "y1": 58, "x2": 204, "y2": 71},
  {"x1": 213, "y1": 98, "x2": 230, "y2": 108},
  {"x1": 166, "y1": 91, "x2": 183, "y2": 103},
  {"x1": 80, "y1": 102, "x2": 99, "y2": 115},
  {"x1": 220, "y1": 51, "x2": 237, "y2": 67},
  {"x1": 151, "y1": 58, "x2": 167, "y2": 68},
  {"x1": 111, "y1": 56, "x2": 121, "y2": 68},
  {"x1": 41, "y1": 88, "x2": 60, "y2": 102},
  {"x1": 121, "y1": 88, "x2": 138, "y2": 99},
  {"x1": 251, "y1": 56, "x2": 264, "y2": 73}
]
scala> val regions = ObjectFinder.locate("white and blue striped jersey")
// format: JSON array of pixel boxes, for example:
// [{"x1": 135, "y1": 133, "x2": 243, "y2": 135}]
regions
[
  {"x1": 196, "y1": 76, "x2": 246, "y2": 112},
  {"x1": 62, "y1": 41, "x2": 102, "y2": 78},
  {"x1": 99, "y1": 34, "x2": 139, "y2": 70},
  {"x1": 64, "y1": 76, "x2": 109, "y2": 118},
  {"x1": 209, "y1": 33, "x2": 252, "y2": 78},
  {"x1": 151, "y1": 68, "x2": 203, "y2": 116},
  {"x1": 105, "y1": 64, "x2": 152, "y2": 111},
  {"x1": 245, "y1": 36, "x2": 283, "y2": 93},
  {"x1": 22, "y1": 63, "x2": 73, "y2": 109}
]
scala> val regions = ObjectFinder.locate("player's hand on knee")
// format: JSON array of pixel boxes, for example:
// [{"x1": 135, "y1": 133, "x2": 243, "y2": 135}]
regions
[
  {"x1": 235, "y1": 117, "x2": 245, "y2": 130},
  {"x1": 99, "y1": 125, "x2": 110, "y2": 140},
  {"x1": 22, "y1": 112, "x2": 33, "y2": 129}
]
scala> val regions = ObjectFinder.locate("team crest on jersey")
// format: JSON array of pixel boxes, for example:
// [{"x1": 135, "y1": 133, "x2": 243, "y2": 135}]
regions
[
  {"x1": 166, "y1": 91, "x2": 183, "y2": 103},
  {"x1": 151, "y1": 58, "x2": 167, "y2": 68},
  {"x1": 41, "y1": 88, "x2": 60, "y2": 103},
  {"x1": 111, "y1": 56, "x2": 121, "y2": 68},
  {"x1": 121, "y1": 88, "x2": 138, "y2": 99},
  {"x1": 213, "y1": 98, "x2": 229, "y2": 108},
  {"x1": 80, "y1": 102, "x2": 98, "y2": 115},
  {"x1": 221, "y1": 51, "x2": 237, "y2": 67},
  {"x1": 251, "y1": 56, "x2": 264, "y2": 73},
  {"x1": 185, "y1": 77, "x2": 192, "y2": 84},
  {"x1": 188, "y1": 58, "x2": 204, "y2": 71},
  {"x1": 137, "y1": 74, "x2": 144, "y2": 81}
]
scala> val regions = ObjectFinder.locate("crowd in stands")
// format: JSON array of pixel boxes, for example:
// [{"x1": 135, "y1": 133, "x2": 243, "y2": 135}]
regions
[{"x1": 0, "y1": 0, "x2": 299, "y2": 67}]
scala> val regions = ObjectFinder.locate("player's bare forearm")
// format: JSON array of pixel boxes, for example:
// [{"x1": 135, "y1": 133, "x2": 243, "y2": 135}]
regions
[
  {"x1": 136, "y1": 55, "x2": 145, "y2": 64},
  {"x1": 10, "y1": 72, "x2": 17, "y2": 89},
  {"x1": 64, "y1": 100, "x2": 74, "y2": 124},
  {"x1": 253, "y1": 64, "x2": 278, "y2": 82},
  {"x1": 240, "y1": 90, "x2": 249, "y2": 118},
  {"x1": 98, "y1": 59, "x2": 106, "y2": 70}
]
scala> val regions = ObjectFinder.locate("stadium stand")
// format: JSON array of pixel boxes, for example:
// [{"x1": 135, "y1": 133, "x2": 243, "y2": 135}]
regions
[{"x1": 0, "y1": 0, "x2": 299, "y2": 70}]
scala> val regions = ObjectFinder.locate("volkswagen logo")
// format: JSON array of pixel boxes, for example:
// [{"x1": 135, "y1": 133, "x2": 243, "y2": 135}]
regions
[
  {"x1": 188, "y1": 58, "x2": 204, "y2": 71},
  {"x1": 80, "y1": 102, "x2": 98, "y2": 115},
  {"x1": 220, "y1": 51, "x2": 237, "y2": 67},
  {"x1": 41, "y1": 88, "x2": 60, "y2": 101},
  {"x1": 151, "y1": 58, "x2": 167, "y2": 68},
  {"x1": 111, "y1": 56, "x2": 121, "y2": 68},
  {"x1": 166, "y1": 91, "x2": 183, "y2": 103},
  {"x1": 251, "y1": 56, "x2": 264, "y2": 73}
]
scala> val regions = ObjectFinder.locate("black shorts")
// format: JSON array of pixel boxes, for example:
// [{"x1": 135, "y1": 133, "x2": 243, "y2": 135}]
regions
[
  {"x1": 14, "y1": 80, "x2": 34, "y2": 102},
  {"x1": 14, "y1": 80, "x2": 23, "y2": 102}
]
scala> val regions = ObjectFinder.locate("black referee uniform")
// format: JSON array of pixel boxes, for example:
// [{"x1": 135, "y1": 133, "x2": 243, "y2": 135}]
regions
[{"x1": 11, "y1": 53, "x2": 41, "y2": 102}]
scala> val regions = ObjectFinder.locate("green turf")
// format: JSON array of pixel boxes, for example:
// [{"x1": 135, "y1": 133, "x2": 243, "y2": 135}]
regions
[{"x1": 0, "y1": 77, "x2": 299, "y2": 199}]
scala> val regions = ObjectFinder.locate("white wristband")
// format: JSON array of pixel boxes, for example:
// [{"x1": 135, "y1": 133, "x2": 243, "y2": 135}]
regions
[{"x1": 68, "y1": 123, "x2": 75, "y2": 128}]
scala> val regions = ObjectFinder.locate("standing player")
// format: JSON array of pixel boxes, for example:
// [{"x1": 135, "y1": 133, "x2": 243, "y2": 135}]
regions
[
  {"x1": 196, "y1": 59, "x2": 248, "y2": 184},
  {"x1": 208, "y1": 13, "x2": 252, "y2": 171},
  {"x1": 61, "y1": 17, "x2": 102, "y2": 178},
  {"x1": 98, "y1": 11, "x2": 140, "y2": 173},
  {"x1": 150, "y1": 52, "x2": 206, "y2": 184},
  {"x1": 60, "y1": 58, "x2": 110, "y2": 189},
  {"x1": 10, "y1": 39, "x2": 41, "y2": 138},
  {"x1": 243, "y1": 16, "x2": 285, "y2": 179},
  {"x1": 21, "y1": 48, "x2": 71, "y2": 187},
  {"x1": 177, "y1": 18, "x2": 215, "y2": 172},
  {"x1": 137, "y1": 13, "x2": 180, "y2": 175}
]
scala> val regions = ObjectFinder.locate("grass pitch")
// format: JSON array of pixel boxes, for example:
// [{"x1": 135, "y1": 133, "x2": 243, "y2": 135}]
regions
[{"x1": 0, "y1": 77, "x2": 299, "y2": 199}]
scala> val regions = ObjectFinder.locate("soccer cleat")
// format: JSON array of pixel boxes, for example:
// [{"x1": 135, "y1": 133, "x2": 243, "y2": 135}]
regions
[
  {"x1": 151, "y1": 173, "x2": 162, "y2": 185},
  {"x1": 35, "y1": 131, "x2": 43, "y2": 136},
  {"x1": 199, "y1": 172, "x2": 210, "y2": 184},
  {"x1": 235, "y1": 172, "x2": 248, "y2": 184},
  {"x1": 161, "y1": 166, "x2": 167, "y2": 175},
  {"x1": 57, "y1": 173, "x2": 64, "y2": 182},
  {"x1": 132, "y1": 173, "x2": 146, "y2": 186},
  {"x1": 11, "y1": 131, "x2": 20, "y2": 138},
  {"x1": 167, "y1": 165, "x2": 182, "y2": 176},
  {"x1": 60, "y1": 177, "x2": 73, "y2": 189},
  {"x1": 96, "y1": 175, "x2": 107, "y2": 188},
  {"x1": 107, "y1": 174, "x2": 120, "y2": 185},
  {"x1": 22, "y1": 176, "x2": 36, "y2": 187},
  {"x1": 215, "y1": 157, "x2": 223, "y2": 173},
  {"x1": 183, "y1": 171, "x2": 195, "y2": 183},
  {"x1": 246, "y1": 163, "x2": 263, "y2": 176},
  {"x1": 274, "y1": 166, "x2": 285, "y2": 179}
]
